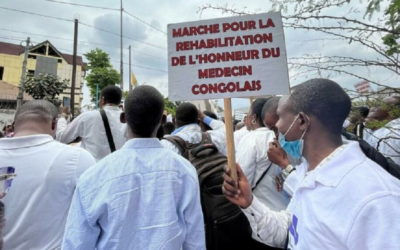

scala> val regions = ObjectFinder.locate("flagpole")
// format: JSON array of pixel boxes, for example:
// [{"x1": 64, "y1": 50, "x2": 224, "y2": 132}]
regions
[{"x1": 129, "y1": 45, "x2": 132, "y2": 91}]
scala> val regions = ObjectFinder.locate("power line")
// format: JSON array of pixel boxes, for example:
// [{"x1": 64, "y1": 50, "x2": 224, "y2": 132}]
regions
[
  {"x1": 123, "y1": 10, "x2": 167, "y2": 35},
  {"x1": 79, "y1": 22, "x2": 166, "y2": 50},
  {"x1": 43, "y1": 0, "x2": 119, "y2": 11},
  {"x1": 0, "y1": 6, "x2": 72, "y2": 22},
  {"x1": 57, "y1": 47, "x2": 167, "y2": 73},
  {"x1": 0, "y1": 28, "x2": 167, "y2": 61},
  {"x1": 0, "y1": 6, "x2": 167, "y2": 50},
  {"x1": 42, "y1": 0, "x2": 166, "y2": 35}
]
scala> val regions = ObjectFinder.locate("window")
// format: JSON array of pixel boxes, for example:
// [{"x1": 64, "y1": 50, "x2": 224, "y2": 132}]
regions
[
  {"x1": 30, "y1": 45, "x2": 46, "y2": 55},
  {"x1": 0, "y1": 67, "x2": 4, "y2": 80},
  {"x1": 28, "y1": 55, "x2": 37, "y2": 59},
  {"x1": 27, "y1": 70, "x2": 35, "y2": 77},
  {"x1": 58, "y1": 59, "x2": 62, "y2": 63}
]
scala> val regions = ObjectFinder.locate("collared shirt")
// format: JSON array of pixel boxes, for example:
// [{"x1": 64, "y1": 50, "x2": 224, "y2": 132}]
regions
[
  {"x1": 234, "y1": 126, "x2": 249, "y2": 150},
  {"x1": 237, "y1": 127, "x2": 290, "y2": 212},
  {"x1": 62, "y1": 138, "x2": 205, "y2": 250},
  {"x1": 242, "y1": 141, "x2": 400, "y2": 249},
  {"x1": 0, "y1": 134, "x2": 95, "y2": 250},
  {"x1": 367, "y1": 118, "x2": 400, "y2": 165},
  {"x1": 160, "y1": 116, "x2": 226, "y2": 155},
  {"x1": 56, "y1": 105, "x2": 126, "y2": 162}
]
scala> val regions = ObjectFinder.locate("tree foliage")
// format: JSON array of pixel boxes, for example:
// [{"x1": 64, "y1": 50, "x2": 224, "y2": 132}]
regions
[
  {"x1": 164, "y1": 98, "x2": 181, "y2": 116},
  {"x1": 85, "y1": 48, "x2": 120, "y2": 102},
  {"x1": 24, "y1": 73, "x2": 68, "y2": 107}
]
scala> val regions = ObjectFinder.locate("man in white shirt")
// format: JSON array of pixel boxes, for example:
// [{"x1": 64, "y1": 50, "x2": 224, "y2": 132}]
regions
[
  {"x1": 160, "y1": 102, "x2": 226, "y2": 155},
  {"x1": 237, "y1": 97, "x2": 290, "y2": 212},
  {"x1": 56, "y1": 85, "x2": 126, "y2": 161},
  {"x1": 367, "y1": 96, "x2": 400, "y2": 165},
  {"x1": 234, "y1": 114, "x2": 250, "y2": 149},
  {"x1": 62, "y1": 86, "x2": 205, "y2": 250},
  {"x1": 0, "y1": 100, "x2": 95, "y2": 250},
  {"x1": 222, "y1": 79, "x2": 400, "y2": 249}
]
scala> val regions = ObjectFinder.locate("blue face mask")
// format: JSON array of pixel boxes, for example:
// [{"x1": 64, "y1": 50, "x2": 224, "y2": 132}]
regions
[{"x1": 278, "y1": 114, "x2": 310, "y2": 159}]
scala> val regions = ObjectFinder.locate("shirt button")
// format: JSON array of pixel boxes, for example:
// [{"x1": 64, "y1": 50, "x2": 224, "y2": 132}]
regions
[
  {"x1": 251, "y1": 213, "x2": 254, "y2": 216},
  {"x1": 257, "y1": 234, "x2": 261, "y2": 238}
]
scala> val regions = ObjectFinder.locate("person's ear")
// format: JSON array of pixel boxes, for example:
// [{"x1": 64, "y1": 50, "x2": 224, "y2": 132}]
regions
[
  {"x1": 120, "y1": 112, "x2": 126, "y2": 123},
  {"x1": 51, "y1": 118, "x2": 57, "y2": 131},
  {"x1": 298, "y1": 112, "x2": 310, "y2": 131}
]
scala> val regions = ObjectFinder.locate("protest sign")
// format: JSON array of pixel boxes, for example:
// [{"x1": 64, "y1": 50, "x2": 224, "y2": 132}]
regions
[
  {"x1": 354, "y1": 80, "x2": 370, "y2": 93},
  {"x1": 168, "y1": 13, "x2": 290, "y2": 180},
  {"x1": 168, "y1": 12, "x2": 290, "y2": 101}
]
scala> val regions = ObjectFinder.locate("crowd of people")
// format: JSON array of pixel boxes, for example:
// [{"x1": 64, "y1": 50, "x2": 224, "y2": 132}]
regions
[{"x1": 0, "y1": 78, "x2": 399, "y2": 250}]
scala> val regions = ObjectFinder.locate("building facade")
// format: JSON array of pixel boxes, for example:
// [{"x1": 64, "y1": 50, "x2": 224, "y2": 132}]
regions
[{"x1": 0, "y1": 40, "x2": 86, "y2": 112}]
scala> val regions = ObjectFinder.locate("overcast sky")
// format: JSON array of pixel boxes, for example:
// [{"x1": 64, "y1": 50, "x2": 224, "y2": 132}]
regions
[{"x1": 0, "y1": 0, "x2": 397, "y2": 109}]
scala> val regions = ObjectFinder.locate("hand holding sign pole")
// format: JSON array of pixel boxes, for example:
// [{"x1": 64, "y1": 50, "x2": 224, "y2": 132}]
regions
[{"x1": 168, "y1": 12, "x2": 290, "y2": 181}]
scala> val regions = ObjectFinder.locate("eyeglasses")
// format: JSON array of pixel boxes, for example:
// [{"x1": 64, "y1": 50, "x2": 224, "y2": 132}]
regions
[{"x1": 0, "y1": 167, "x2": 16, "y2": 197}]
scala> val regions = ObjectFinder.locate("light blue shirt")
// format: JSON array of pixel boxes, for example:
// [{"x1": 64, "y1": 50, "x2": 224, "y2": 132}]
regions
[{"x1": 62, "y1": 138, "x2": 205, "y2": 250}]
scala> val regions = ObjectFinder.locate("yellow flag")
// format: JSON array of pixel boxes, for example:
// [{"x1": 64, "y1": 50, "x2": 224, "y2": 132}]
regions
[{"x1": 131, "y1": 72, "x2": 138, "y2": 87}]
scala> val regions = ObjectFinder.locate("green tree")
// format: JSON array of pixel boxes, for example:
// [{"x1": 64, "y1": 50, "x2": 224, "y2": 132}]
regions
[
  {"x1": 123, "y1": 90, "x2": 129, "y2": 99},
  {"x1": 85, "y1": 48, "x2": 120, "y2": 102},
  {"x1": 24, "y1": 73, "x2": 68, "y2": 107},
  {"x1": 164, "y1": 98, "x2": 181, "y2": 116}
]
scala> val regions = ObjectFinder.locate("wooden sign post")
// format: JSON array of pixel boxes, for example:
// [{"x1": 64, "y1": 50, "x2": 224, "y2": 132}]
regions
[
  {"x1": 223, "y1": 98, "x2": 237, "y2": 180},
  {"x1": 167, "y1": 12, "x2": 290, "y2": 180}
]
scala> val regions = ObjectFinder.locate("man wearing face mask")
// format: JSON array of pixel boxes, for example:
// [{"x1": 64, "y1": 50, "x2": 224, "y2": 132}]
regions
[{"x1": 222, "y1": 79, "x2": 400, "y2": 249}]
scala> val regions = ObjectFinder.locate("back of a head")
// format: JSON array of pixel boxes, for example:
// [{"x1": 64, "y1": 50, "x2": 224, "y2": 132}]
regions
[
  {"x1": 353, "y1": 106, "x2": 369, "y2": 119},
  {"x1": 101, "y1": 85, "x2": 122, "y2": 105},
  {"x1": 14, "y1": 100, "x2": 58, "y2": 127},
  {"x1": 175, "y1": 102, "x2": 198, "y2": 127},
  {"x1": 261, "y1": 97, "x2": 281, "y2": 121},
  {"x1": 203, "y1": 110, "x2": 217, "y2": 120},
  {"x1": 251, "y1": 98, "x2": 269, "y2": 126},
  {"x1": 163, "y1": 122, "x2": 175, "y2": 135},
  {"x1": 289, "y1": 78, "x2": 351, "y2": 135},
  {"x1": 125, "y1": 85, "x2": 164, "y2": 137}
]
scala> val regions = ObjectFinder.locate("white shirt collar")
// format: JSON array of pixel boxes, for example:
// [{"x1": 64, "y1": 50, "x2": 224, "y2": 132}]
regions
[{"x1": 0, "y1": 134, "x2": 54, "y2": 149}]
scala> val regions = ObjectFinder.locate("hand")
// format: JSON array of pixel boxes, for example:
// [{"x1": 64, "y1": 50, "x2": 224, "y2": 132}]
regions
[
  {"x1": 275, "y1": 175, "x2": 283, "y2": 192},
  {"x1": 268, "y1": 138, "x2": 290, "y2": 169},
  {"x1": 59, "y1": 107, "x2": 70, "y2": 115},
  {"x1": 198, "y1": 108, "x2": 206, "y2": 120},
  {"x1": 222, "y1": 163, "x2": 253, "y2": 209}
]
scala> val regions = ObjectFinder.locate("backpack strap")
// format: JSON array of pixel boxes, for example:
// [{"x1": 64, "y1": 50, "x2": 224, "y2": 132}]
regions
[
  {"x1": 252, "y1": 162, "x2": 273, "y2": 191},
  {"x1": 100, "y1": 109, "x2": 116, "y2": 153},
  {"x1": 163, "y1": 136, "x2": 190, "y2": 159}
]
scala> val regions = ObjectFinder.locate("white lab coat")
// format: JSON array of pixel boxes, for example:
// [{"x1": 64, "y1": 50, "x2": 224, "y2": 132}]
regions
[
  {"x1": 237, "y1": 127, "x2": 290, "y2": 212},
  {"x1": 242, "y1": 141, "x2": 400, "y2": 249},
  {"x1": 367, "y1": 118, "x2": 400, "y2": 165}
]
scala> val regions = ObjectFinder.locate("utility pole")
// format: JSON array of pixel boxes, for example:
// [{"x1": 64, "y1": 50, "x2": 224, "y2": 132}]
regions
[
  {"x1": 129, "y1": 45, "x2": 132, "y2": 91},
  {"x1": 71, "y1": 18, "x2": 78, "y2": 117},
  {"x1": 16, "y1": 37, "x2": 30, "y2": 109},
  {"x1": 120, "y1": 0, "x2": 124, "y2": 91}
]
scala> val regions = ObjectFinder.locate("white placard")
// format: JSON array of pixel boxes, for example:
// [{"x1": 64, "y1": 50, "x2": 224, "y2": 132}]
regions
[
  {"x1": 167, "y1": 12, "x2": 290, "y2": 101},
  {"x1": 354, "y1": 80, "x2": 371, "y2": 93}
]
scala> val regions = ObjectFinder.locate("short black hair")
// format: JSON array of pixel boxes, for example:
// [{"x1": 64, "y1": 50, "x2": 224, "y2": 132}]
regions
[
  {"x1": 261, "y1": 97, "x2": 280, "y2": 121},
  {"x1": 251, "y1": 98, "x2": 269, "y2": 127},
  {"x1": 14, "y1": 100, "x2": 58, "y2": 125},
  {"x1": 289, "y1": 78, "x2": 351, "y2": 134},
  {"x1": 163, "y1": 122, "x2": 175, "y2": 135},
  {"x1": 125, "y1": 85, "x2": 164, "y2": 137},
  {"x1": 202, "y1": 110, "x2": 218, "y2": 131},
  {"x1": 203, "y1": 110, "x2": 217, "y2": 120},
  {"x1": 0, "y1": 131, "x2": 3, "y2": 138},
  {"x1": 101, "y1": 85, "x2": 122, "y2": 105},
  {"x1": 175, "y1": 102, "x2": 198, "y2": 127},
  {"x1": 353, "y1": 106, "x2": 369, "y2": 118}
]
